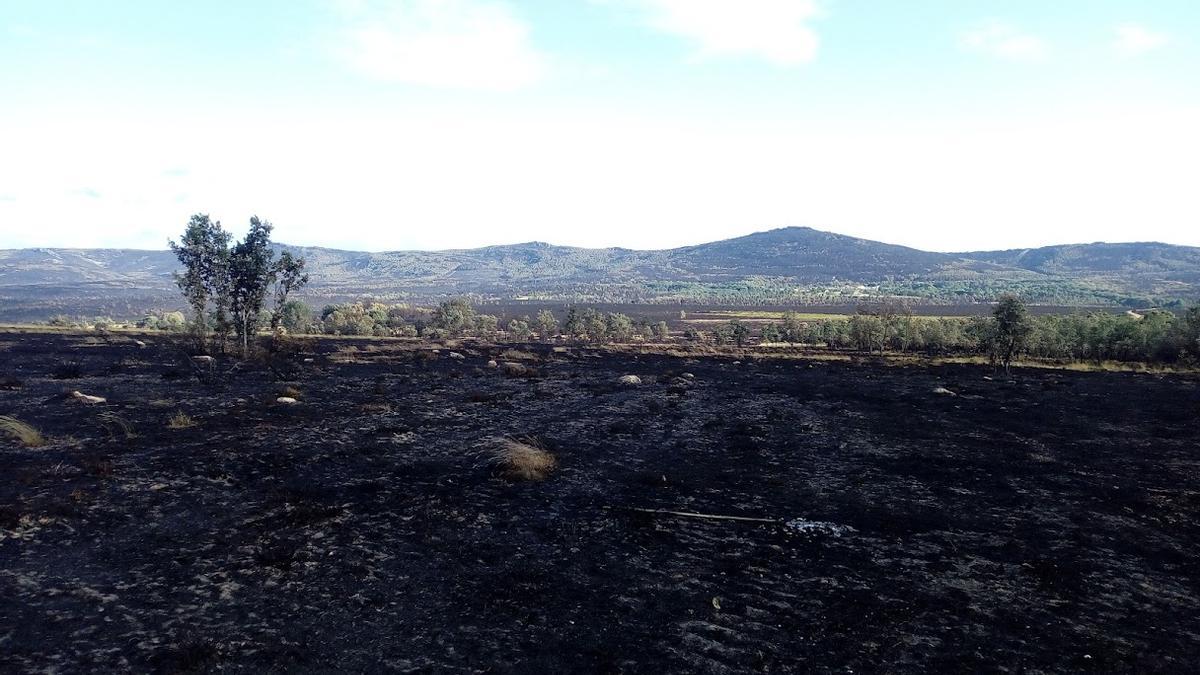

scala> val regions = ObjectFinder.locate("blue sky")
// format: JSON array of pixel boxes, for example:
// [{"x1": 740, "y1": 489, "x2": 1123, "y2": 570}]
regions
[{"x1": 1, "y1": 0, "x2": 1197, "y2": 251}]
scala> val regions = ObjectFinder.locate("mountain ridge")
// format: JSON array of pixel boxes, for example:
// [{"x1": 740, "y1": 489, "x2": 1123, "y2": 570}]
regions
[{"x1": 1, "y1": 226, "x2": 1197, "y2": 321}]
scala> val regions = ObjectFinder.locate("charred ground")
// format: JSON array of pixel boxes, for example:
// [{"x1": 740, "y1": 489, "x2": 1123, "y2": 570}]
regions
[{"x1": 1, "y1": 332, "x2": 1198, "y2": 672}]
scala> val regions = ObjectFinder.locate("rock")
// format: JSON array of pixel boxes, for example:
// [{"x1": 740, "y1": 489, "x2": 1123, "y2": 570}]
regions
[
  {"x1": 486, "y1": 360, "x2": 498, "y2": 368},
  {"x1": 932, "y1": 387, "x2": 957, "y2": 397},
  {"x1": 134, "y1": 340, "x2": 147, "y2": 348},
  {"x1": 680, "y1": 372, "x2": 695, "y2": 379},
  {"x1": 448, "y1": 352, "x2": 465, "y2": 360},
  {"x1": 192, "y1": 355, "x2": 215, "y2": 365},
  {"x1": 303, "y1": 358, "x2": 314, "y2": 363},
  {"x1": 70, "y1": 390, "x2": 106, "y2": 405},
  {"x1": 617, "y1": 375, "x2": 642, "y2": 386},
  {"x1": 276, "y1": 396, "x2": 299, "y2": 405}
]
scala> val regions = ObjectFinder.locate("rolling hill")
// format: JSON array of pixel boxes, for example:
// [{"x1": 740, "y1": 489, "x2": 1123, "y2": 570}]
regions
[{"x1": 1, "y1": 227, "x2": 1196, "y2": 321}]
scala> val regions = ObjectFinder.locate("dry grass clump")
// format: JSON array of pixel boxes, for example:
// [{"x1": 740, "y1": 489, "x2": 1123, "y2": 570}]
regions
[
  {"x1": 278, "y1": 385, "x2": 303, "y2": 399},
  {"x1": 0, "y1": 415, "x2": 46, "y2": 447},
  {"x1": 167, "y1": 411, "x2": 198, "y2": 429},
  {"x1": 489, "y1": 438, "x2": 558, "y2": 482},
  {"x1": 500, "y1": 349, "x2": 537, "y2": 361}
]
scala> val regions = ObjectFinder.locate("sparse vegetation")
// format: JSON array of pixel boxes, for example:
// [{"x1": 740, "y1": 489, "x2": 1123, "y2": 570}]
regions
[
  {"x1": 167, "y1": 411, "x2": 198, "y2": 429},
  {"x1": 0, "y1": 415, "x2": 46, "y2": 447},
  {"x1": 488, "y1": 438, "x2": 558, "y2": 482}
]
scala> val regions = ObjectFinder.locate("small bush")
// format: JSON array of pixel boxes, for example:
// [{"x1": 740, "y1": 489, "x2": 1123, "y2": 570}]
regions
[
  {"x1": 0, "y1": 416, "x2": 46, "y2": 447},
  {"x1": 167, "y1": 411, "x2": 198, "y2": 429},
  {"x1": 488, "y1": 438, "x2": 557, "y2": 482}
]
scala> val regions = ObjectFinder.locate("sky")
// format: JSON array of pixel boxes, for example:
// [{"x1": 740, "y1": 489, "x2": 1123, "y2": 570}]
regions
[{"x1": 1, "y1": 0, "x2": 1198, "y2": 253}]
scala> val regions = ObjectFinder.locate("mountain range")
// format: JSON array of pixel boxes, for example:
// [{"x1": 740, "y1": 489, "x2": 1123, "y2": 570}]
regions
[{"x1": 1, "y1": 227, "x2": 1197, "y2": 321}]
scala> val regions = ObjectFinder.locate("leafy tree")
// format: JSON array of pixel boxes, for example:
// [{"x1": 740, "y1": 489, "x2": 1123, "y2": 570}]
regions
[
  {"x1": 563, "y1": 308, "x2": 583, "y2": 340},
  {"x1": 278, "y1": 300, "x2": 313, "y2": 333},
  {"x1": 652, "y1": 321, "x2": 670, "y2": 341},
  {"x1": 729, "y1": 320, "x2": 751, "y2": 347},
  {"x1": 535, "y1": 310, "x2": 559, "y2": 341},
  {"x1": 169, "y1": 214, "x2": 229, "y2": 348},
  {"x1": 849, "y1": 314, "x2": 884, "y2": 353},
  {"x1": 475, "y1": 314, "x2": 499, "y2": 337},
  {"x1": 605, "y1": 313, "x2": 634, "y2": 342},
  {"x1": 992, "y1": 294, "x2": 1032, "y2": 373},
  {"x1": 431, "y1": 298, "x2": 477, "y2": 335},
  {"x1": 270, "y1": 251, "x2": 309, "y2": 331},
  {"x1": 507, "y1": 318, "x2": 532, "y2": 341},
  {"x1": 761, "y1": 322, "x2": 782, "y2": 343},
  {"x1": 228, "y1": 217, "x2": 278, "y2": 356}
]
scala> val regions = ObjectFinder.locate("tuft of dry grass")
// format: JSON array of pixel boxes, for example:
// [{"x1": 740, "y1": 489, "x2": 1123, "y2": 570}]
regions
[
  {"x1": 0, "y1": 415, "x2": 46, "y2": 447},
  {"x1": 500, "y1": 349, "x2": 537, "y2": 361},
  {"x1": 488, "y1": 438, "x2": 558, "y2": 482},
  {"x1": 278, "y1": 385, "x2": 303, "y2": 400},
  {"x1": 167, "y1": 411, "x2": 198, "y2": 429}
]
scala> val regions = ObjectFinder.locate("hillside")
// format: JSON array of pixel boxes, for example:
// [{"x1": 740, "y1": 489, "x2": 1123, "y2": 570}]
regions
[{"x1": 1, "y1": 227, "x2": 1197, "y2": 321}]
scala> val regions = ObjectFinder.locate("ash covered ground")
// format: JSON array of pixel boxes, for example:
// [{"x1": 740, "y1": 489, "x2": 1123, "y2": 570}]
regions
[{"x1": 2, "y1": 332, "x2": 1198, "y2": 672}]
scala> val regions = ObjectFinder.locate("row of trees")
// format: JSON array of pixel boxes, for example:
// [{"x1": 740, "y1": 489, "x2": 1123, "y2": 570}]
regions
[
  {"x1": 171, "y1": 214, "x2": 308, "y2": 355},
  {"x1": 259, "y1": 294, "x2": 1200, "y2": 366},
  {"x1": 726, "y1": 297, "x2": 1200, "y2": 366},
  {"x1": 304, "y1": 300, "x2": 673, "y2": 343}
]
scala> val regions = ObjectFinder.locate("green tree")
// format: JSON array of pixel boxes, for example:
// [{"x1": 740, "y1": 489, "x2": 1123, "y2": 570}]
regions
[
  {"x1": 761, "y1": 322, "x2": 782, "y2": 343},
  {"x1": 431, "y1": 299, "x2": 477, "y2": 335},
  {"x1": 993, "y1": 294, "x2": 1032, "y2": 374},
  {"x1": 652, "y1": 321, "x2": 670, "y2": 341},
  {"x1": 507, "y1": 318, "x2": 532, "y2": 341},
  {"x1": 270, "y1": 251, "x2": 309, "y2": 331},
  {"x1": 535, "y1": 310, "x2": 559, "y2": 341},
  {"x1": 729, "y1": 320, "x2": 751, "y2": 347},
  {"x1": 228, "y1": 217, "x2": 278, "y2": 356},
  {"x1": 278, "y1": 300, "x2": 313, "y2": 333},
  {"x1": 169, "y1": 214, "x2": 229, "y2": 349},
  {"x1": 605, "y1": 313, "x2": 634, "y2": 342}
]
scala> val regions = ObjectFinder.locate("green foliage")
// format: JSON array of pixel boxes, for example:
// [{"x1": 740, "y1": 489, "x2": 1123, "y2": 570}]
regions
[
  {"x1": 535, "y1": 310, "x2": 558, "y2": 340},
  {"x1": 278, "y1": 300, "x2": 314, "y2": 333},
  {"x1": 507, "y1": 318, "x2": 532, "y2": 341},
  {"x1": 992, "y1": 295, "x2": 1033, "y2": 372},
  {"x1": 170, "y1": 213, "x2": 307, "y2": 356},
  {"x1": 270, "y1": 251, "x2": 309, "y2": 330},
  {"x1": 431, "y1": 298, "x2": 477, "y2": 334}
]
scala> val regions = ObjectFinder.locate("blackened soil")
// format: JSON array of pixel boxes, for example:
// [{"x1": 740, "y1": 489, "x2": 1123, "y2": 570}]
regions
[{"x1": 1, "y1": 332, "x2": 1198, "y2": 673}]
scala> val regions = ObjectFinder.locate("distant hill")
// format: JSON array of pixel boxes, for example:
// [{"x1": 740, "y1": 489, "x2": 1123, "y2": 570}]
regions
[{"x1": 1, "y1": 227, "x2": 1197, "y2": 321}]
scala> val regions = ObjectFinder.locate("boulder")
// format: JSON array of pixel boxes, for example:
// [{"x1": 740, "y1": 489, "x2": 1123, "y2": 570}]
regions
[
  {"x1": 70, "y1": 390, "x2": 106, "y2": 405},
  {"x1": 449, "y1": 352, "x2": 466, "y2": 360},
  {"x1": 617, "y1": 375, "x2": 642, "y2": 386},
  {"x1": 276, "y1": 396, "x2": 299, "y2": 405},
  {"x1": 932, "y1": 386, "x2": 957, "y2": 397}
]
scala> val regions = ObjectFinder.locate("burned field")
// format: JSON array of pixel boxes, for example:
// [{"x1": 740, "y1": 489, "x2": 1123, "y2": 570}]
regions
[{"x1": 1, "y1": 332, "x2": 1199, "y2": 673}]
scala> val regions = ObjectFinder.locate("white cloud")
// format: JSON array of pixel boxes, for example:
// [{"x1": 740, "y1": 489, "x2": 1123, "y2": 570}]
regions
[
  {"x1": 1113, "y1": 24, "x2": 1169, "y2": 57},
  {"x1": 334, "y1": 0, "x2": 547, "y2": 91},
  {"x1": 617, "y1": 0, "x2": 823, "y2": 66},
  {"x1": 960, "y1": 21, "x2": 1047, "y2": 62}
]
